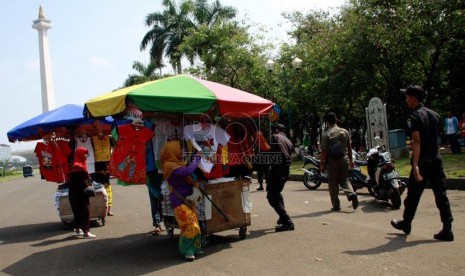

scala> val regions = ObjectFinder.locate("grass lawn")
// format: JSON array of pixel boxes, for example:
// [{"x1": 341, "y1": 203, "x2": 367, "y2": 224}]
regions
[
  {"x1": 0, "y1": 171, "x2": 25, "y2": 183},
  {"x1": 290, "y1": 152, "x2": 465, "y2": 178}
]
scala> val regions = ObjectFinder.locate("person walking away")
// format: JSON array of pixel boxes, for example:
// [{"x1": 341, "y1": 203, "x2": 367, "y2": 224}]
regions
[
  {"x1": 391, "y1": 85, "x2": 454, "y2": 241},
  {"x1": 459, "y1": 113, "x2": 465, "y2": 146},
  {"x1": 253, "y1": 130, "x2": 270, "y2": 191},
  {"x1": 160, "y1": 141, "x2": 203, "y2": 261},
  {"x1": 320, "y1": 112, "x2": 358, "y2": 211},
  {"x1": 267, "y1": 124, "x2": 295, "y2": 232},
  {"x1": 444, "y1": 111, "x2": 461, "y2": 154},
  {"x1": 68, "y1": 147, "x2": 96, "y2": 239}
]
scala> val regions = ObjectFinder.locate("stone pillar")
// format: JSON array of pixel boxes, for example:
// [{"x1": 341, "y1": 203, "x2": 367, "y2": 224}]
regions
[{"x1": 32, "y1": 6, "x2": 55, "y2": 112}]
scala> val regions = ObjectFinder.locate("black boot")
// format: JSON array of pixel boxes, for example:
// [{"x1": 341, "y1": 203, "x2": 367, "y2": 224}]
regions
[
  {"x1": 391, "y1": 219, "x2": 411, "y2": 235},
  {"x1": 275, "y1": 222, "x2": 295, "y2": 232},
  {"x1": 434, "y1": 222, "x2": 454, "y2": 241}
]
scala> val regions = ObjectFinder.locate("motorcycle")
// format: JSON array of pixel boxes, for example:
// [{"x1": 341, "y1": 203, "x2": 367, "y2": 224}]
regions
[
  {"x1": 348, "y1": 144, "x2": 406, "y2": 209},
  {"x1": 301, "y1": 154, "x2": 327, "y2": 190},
  {"x1": 300, "y1": 149, "x2": 359, "y2": 191},
  {"x1": 300, "y1": 143, "x2": 406, "y2": 209}
]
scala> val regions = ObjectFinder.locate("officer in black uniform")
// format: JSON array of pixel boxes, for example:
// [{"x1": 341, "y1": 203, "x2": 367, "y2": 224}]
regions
[
  {"x1": 391, "y1": 85, "x2": 454, "y2": 241},
  {"x1": 267, "y1": 124, "x2": 295, "y2": 232}
]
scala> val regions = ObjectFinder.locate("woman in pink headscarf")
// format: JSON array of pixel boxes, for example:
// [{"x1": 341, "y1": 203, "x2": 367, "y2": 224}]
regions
[{"x1": 68, "y1": 147, "x2": 96, "y2": 238}]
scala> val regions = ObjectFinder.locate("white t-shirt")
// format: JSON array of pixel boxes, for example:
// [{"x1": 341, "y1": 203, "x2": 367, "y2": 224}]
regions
[
  {"x1": 183, "y1": 123, "x2": 230, "y2": 173},
  {"x1": 75, "y1": 135, "x2": 95, "y2": 174}
]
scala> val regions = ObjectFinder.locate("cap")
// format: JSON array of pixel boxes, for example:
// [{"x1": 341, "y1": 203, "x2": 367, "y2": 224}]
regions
[{"x1": 400, "y1": 85, "x2": 425, "y2": 101}]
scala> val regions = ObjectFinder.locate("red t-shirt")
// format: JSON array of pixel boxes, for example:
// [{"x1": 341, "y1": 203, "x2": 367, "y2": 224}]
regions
[
  {"x1": 109, "y1": 124, "x2": 154, "y2": 184},
  {"x1": 35, "y1": 142, "x2": 67, "y2": 183},
  {"x1": 51, "y1": 140, "x2": 72, "y2": 181}
]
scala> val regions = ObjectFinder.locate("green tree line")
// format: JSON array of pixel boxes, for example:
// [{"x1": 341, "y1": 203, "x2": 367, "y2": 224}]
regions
[{"x1": 124, "y1": 0, "x2": 465, "y2": 144}]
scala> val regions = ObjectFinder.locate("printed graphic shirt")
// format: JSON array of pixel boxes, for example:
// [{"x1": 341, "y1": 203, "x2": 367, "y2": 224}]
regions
[
  {"x1": 109, "y1": 123, "x2": 154, "y2": 184},
  {"x1": 183, "y1": 123, "x2": 230, "y2": 173}
]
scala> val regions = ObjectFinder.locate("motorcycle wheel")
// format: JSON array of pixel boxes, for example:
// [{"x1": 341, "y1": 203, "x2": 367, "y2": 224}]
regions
[
  {"x1": 389, "y1": 187, "x2": 402, "y2": 209},
  {"x1": 303, "y1": 168, "x2": 322, "y2": 190},
  {"x1": 367, "y1": 185, "x2": 377, "y2": 198}
]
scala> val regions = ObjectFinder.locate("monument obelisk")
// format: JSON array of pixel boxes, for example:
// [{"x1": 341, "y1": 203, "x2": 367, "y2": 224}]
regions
[{"x1": 32, "y1": 6, "x2": 55, "y2": 113}]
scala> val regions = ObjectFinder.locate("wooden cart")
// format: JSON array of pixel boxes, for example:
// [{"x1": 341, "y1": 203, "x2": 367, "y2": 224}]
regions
[{"x1": 163, "y1": 178, "x2": 251, "y2": 247}]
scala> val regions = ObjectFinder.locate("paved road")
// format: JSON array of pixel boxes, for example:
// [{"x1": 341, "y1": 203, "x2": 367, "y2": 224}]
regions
[{"x1": 1, "y1": 177, "x2": 464, "y2": 276}]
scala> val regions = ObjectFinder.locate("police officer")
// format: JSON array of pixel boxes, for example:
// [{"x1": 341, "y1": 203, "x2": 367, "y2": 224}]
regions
[
  {"x1": 391, "y1": 85, "x2": 454, "y2": 241},
  {"x1": 267, "y1": 124, "x2": 294, "y2": 232}
]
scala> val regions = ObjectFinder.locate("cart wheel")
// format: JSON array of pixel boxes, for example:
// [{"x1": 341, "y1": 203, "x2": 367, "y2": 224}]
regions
[
  {"x1": 239, "y1": 227, "x2": 247, "y2": 239},
  {"x1": 168, "y1": 228, "x2": 174, "y2": 239},
  {"x1": 201, "y1": 235, "x2": 210, "y2": 248}
]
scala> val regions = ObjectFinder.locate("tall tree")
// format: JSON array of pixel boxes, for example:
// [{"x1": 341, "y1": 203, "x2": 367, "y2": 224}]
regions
[
  {"x1": 123, "y1": 61, "x2": 160, "y2": 87},
  {"x1": 141, "y1": 0, "x2": 237, "y2": 74},
  {"x1": 140, "y1": 0, "x2": 195, "y2": 74}
]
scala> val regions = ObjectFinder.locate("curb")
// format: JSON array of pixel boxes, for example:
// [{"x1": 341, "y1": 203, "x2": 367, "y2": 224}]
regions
[{"x1": 285, "y1": 174, "x2": 465, "y2": 191}]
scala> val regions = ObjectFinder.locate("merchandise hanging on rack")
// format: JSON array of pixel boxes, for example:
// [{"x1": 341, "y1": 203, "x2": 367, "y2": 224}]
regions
[
  {"x1": 109, "y1": 120, "x2": 155, "y2": 184},
  {"x1": 183, "y1": 116, "x2": 230, "y2": 175},
  {"x1": 34, "y1": 135, "x2": 72, "y2": 183}
]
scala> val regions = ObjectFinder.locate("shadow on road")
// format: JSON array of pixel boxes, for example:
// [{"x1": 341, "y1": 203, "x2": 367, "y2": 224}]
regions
[
  {"x1": 3, "y1": 232, "x2": 236, "y2": 275},
  {"x1": 342, "y1": 234, "x2": 438, "y2": 256},
  {"x1": 0, "y1": 222, "x2": 67, "y2": 245}
]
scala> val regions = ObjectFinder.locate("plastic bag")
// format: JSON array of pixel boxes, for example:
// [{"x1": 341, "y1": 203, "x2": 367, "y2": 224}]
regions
[{"x1": 185, "y1": 186, "x2": 203, "y2": 207}]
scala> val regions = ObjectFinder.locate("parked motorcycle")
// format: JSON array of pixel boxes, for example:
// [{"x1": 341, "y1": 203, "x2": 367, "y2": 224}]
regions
[
  {"x1": 348, "y1": 145, "x2": 406, "y2": 209},
  {"x1": 301, "y1": 149, "x2": 359, "y2": 191},
  {"x1": 301, "y1": 154, "x2": 327, "y2": 190},
  {"x1": 301, "y1": 143, "x2": 406, "y2": 209}
]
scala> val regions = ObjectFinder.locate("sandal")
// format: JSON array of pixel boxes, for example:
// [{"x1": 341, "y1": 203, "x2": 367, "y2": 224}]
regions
[{"x1": 149, "y1": 226, "x2": 165, "y2": 236}]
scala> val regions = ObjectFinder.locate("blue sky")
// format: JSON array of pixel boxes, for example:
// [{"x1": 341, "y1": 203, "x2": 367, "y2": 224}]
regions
[{"x1": 0, "y1": 0, "x2": 345, "y2": 151}]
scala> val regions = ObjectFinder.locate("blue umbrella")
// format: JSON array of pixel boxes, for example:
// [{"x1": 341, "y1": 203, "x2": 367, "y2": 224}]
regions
[{"x1": 7, "y1": 104, "x2": 112, "y2": 142}]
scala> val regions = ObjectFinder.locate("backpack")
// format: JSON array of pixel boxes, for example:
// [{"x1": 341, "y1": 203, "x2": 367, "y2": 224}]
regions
[{"x1": 327, "y1": 134, "x2": 345, "y2": 160}]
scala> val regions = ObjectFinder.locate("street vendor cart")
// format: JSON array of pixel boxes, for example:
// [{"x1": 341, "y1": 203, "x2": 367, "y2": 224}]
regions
[
  {"x1": 162, "y1": 177, "x2": 252, "y2": 247},
  {"x1": 83, "y1": 75, "x2": 276, "y2": 246},
  {"x1": 7, "y1": 104, "x2": 113, "y2": 227},
  {"x1": 55, "y1": 186, "x2": 107, "y2": 227}
]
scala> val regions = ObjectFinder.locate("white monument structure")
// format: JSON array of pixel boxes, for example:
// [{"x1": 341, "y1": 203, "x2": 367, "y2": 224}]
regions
[{"x1": 32, "y1": 6, "x2": 56, "y2": 113}]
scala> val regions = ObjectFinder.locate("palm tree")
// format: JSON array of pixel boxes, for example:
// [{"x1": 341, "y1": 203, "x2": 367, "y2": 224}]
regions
[
  {"x1": 140, "y1": 0, "x2": 237, "y2": 74},
  {"x1": 0, "y1": 159, "x2": 11, "y2": 177},
  {"x1": 123, "y1": 61, "x2": 160, "y2": 87},
  {"x1": 193, "y1": 0, "x2": 236, "y2": 27},
  {"x1": 140, "y1": 0, "x2": 195, "y2": 74}
]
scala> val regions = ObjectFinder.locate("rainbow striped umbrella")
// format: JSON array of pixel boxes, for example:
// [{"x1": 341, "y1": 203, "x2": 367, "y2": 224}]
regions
[{"x1": 84, "y1": 75, "x2": 273, "y2": 118}]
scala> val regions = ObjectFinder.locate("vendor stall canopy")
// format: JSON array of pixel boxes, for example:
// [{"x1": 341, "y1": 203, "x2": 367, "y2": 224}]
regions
[
  {"x1": 84, "y1": 74, "x2": 274, "y2": 119},
  {"x1": 7, "y1": 104, "x2": 113, "y2": 142}
]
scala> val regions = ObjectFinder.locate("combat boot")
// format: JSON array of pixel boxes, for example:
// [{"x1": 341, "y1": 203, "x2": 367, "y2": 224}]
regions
[
  {"x1": 391, "y1": 219, "x2": 411, "y2": 235},
  {"x1": 434, "y1": 221, "x2": 454, "y2": 241}
]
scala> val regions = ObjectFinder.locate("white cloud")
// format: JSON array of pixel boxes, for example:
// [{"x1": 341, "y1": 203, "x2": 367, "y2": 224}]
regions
[{"x1": 89, "y1": 56, "x2": 111, "y2": 68}]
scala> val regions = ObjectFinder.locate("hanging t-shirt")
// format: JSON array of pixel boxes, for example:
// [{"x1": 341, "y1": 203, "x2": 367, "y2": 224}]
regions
[
  {"x1": 75, "y1": 135, "x2": 96, "y2": 174},
  {"x1": 92, "y1": 135, "x2": 111, "y2": 162},
  {"x1": 35, "y1": 142, "x2": 56, "y2": 182},
  {"x1": 183, "y1": 123, "x2": 230, "y2": 173},
  {"x1": 109, "y1": 123, "x2": 154, "y2": 184},
  {"x1": 151, "y1": 117, "x2": 183, "y2": 169},
  {"x1": 34, "y1": 141, "x2": 71, "y2": 183},
  {"x1": 51, "y1": 140, "x2": 72, "y2": 182}
]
